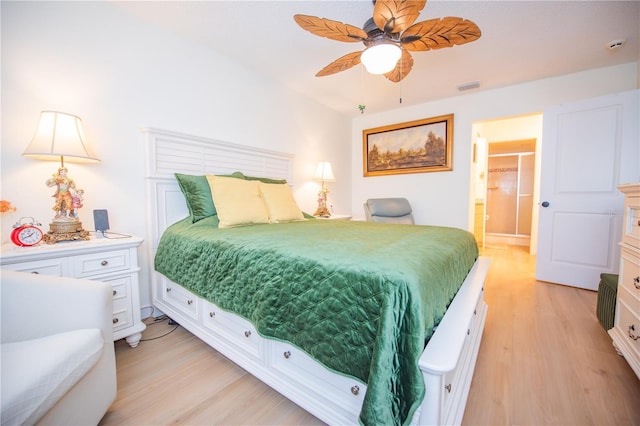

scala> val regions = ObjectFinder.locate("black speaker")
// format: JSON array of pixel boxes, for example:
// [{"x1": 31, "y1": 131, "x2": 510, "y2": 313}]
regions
[{"x1": 93, "y1": 209, "x2": 110, "y2": 233}]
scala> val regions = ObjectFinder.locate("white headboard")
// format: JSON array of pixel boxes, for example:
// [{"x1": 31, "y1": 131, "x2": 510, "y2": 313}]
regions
[{"x1": 143, "y1": 128, "x2": 293, "y2": 251}]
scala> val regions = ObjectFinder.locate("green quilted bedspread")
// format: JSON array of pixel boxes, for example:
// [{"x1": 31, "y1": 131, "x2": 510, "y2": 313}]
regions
[{"x1": 155, "y1": 217, "x2": 478, "y2": 425}]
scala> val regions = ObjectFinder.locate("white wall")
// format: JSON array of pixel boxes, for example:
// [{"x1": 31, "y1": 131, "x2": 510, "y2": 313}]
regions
[
  {"x1": 351, "y1": 63, "x2": 638, "y2": 229},
  {"x1": 0, "y1": 1, "x2": 351, "y2": 308}
]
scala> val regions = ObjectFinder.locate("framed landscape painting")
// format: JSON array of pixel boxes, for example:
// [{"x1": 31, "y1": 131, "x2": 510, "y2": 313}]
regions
[{"x1": 363, "y1": 114, "x2": 453, "y2": 177}]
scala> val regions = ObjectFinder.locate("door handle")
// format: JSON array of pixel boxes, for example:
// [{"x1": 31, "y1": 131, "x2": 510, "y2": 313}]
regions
[{"x1": 541, "y1": 201, "x2": 550, "y2": 208}]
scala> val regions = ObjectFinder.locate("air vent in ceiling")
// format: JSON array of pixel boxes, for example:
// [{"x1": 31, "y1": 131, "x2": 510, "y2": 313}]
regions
[
  {"x1": 607, "y1": 39, "x2": 625, "y2": 50},
  {"x1": 456, "y1": 81, "x2": 480, "y2": 91}
]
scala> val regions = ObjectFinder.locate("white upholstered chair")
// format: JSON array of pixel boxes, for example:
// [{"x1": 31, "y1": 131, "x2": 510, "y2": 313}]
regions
[
  {"x1": 363, "y1": 198, "x2": 415, "y2": 224},
  {"x1": 1, "y1": 270, "x2": 117, "y2": 425}
]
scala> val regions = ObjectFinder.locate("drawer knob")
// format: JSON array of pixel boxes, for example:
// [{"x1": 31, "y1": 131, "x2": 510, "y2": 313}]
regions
[
  {"x1": 244, "y1": 330, "x2": 251, "y2": 338},
  {"x1": 30, "y1": 271, "x2": 40, "y2": 274},
  {"x1": 283, "y1": 350, "x2": 291, "y2": 359},
  {"x1": 351, "y1": 385, "x2": 360, "y2": 396},
  {"x1": 166, "y1": 287, "x2": 172, "y2": 293},
  {"x1": 187, "y1": 299, "x2": 193, "y2": 305},
  {"x1": 467, "y1": 328, "x2": 471, "y2": 336},
  {"x1": 209, "y1": 311, "x2": 215, "y2": 317},
  {"x1": 445, "y1": 383, "x2": 452, "y2": 393},
  {"x1": 629, "y1": 325, "x2": 639, "y2": 341},
  {"x1": 101, "y1": 260, "x2": 108, "y2": 266},
  {"x1": 474, "y1": 309, "x2": 477, "y2": 315},
  {"x1": 113, "y1": 318, "x2": 119, "y2": 324},
  {"x1": 113, "y1": 290, "x2": 117, "y2": 296},
  {"x1": 634, "y1": 276, "x2": 640, "y2": 290}
]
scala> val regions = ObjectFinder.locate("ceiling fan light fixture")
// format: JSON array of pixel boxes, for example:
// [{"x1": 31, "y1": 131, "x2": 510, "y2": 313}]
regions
[
  {"x1": 361, "y1": 42, "x2": 401, "y2": 75},
  {"x1": 294, "y1": 3, "x2": 481, "y2": 82}
]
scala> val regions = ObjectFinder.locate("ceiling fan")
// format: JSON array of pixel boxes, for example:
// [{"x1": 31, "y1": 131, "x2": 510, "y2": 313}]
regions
[{"x1": 294, "y1": 0, "x2": 481, "y2": 82}]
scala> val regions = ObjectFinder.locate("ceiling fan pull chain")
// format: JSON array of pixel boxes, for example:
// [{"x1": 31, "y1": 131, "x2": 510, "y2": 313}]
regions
[
  {"x1": 359, "y1": 65, "x2": 366, "y2": 114},
  {"x1": 399, "y1": 62, "x2": 403, "y2": 104}
]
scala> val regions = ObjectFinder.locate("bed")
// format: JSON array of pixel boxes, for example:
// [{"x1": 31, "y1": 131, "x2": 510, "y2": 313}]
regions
[{"x1": 143, "y1": 128, "x2": 490, "y2": 425}]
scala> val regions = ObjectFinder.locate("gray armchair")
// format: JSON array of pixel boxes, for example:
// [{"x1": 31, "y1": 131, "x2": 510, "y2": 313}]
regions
[{"x1": 363, "y1": 198, "x2": 415, "y2": 224}]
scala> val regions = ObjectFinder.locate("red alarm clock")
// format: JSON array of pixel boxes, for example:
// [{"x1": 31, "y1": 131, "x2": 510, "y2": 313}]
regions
[{"x1": 11, "y1": 217, "x2": 44, "y2": 247}]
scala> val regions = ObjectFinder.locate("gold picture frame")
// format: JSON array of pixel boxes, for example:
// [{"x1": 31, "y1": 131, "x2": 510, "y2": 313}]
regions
[{"x1": 363, "y1": 114, "x2": 453, "y2": 177}]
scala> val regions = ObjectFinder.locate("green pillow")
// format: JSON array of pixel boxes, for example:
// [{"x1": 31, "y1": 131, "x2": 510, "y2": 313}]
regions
[
  {"x1": 175, "y1": 172, "x2": 246, "y2": 223},
  {"x1": 244, "y1": 174, "x2": 287, "y2": 184},
  {"x1": 194, "y1": 214, "x2": 220, "y2": 228},
  {"x1": 175, "y1": 173, "x2": 216, "y2": 222}
]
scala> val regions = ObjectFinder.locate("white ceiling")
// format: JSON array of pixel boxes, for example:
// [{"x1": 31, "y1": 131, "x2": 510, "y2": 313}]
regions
[{"x1": 112, "y1": 1, "x2": 640, "y2": 117}]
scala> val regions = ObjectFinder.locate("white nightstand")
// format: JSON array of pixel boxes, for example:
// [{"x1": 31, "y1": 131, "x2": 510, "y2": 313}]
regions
[
  {"x1": 315, "y1": 214, "x2": 352, "y2": 220},
  {"x1": 0, "y1": 235, "x2": 147, "y2": 348}
]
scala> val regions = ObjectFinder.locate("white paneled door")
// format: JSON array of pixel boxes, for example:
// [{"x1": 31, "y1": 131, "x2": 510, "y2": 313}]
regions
[{"x1": 536, "y1": 90, "x2": 639, "y2": 290}]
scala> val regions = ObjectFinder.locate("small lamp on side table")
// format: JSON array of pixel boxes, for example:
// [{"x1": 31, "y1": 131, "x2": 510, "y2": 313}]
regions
[
  {"x1": 313, "y1": 161, "x2": 335, "y2": 217},
  {"x1": 22, "y1": 111, "x2": 100, "y2": 243}
]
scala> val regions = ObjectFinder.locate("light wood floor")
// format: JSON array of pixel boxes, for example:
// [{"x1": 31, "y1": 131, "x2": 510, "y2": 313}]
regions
[{"x1": 100, "y1": 246, "x2": 640, "y2": 425}]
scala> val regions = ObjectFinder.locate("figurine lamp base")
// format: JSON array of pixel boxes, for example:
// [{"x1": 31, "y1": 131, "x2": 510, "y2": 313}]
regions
[{"x1": 44, "y1": 221, "x2": 90, "y2": 244}]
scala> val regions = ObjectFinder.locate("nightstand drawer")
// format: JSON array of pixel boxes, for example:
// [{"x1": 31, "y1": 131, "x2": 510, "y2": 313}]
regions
[
  {"x1": 73, "y1": 249, "x2": 130, "y2": 278},
  {"x1": 112, "y1": 308, "x2": 133, "y2": 332},
  {"x1": 1, "y1": 258, "x2": 65, "y2": 276},
  {"x1": 106, "y1": 275, "x2": 130, "y2": 301},
  {"x1": 110, "y1": 276, "x2": 134, "y2": 332}
]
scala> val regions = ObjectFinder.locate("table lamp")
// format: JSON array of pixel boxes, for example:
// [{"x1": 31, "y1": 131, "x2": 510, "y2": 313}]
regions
[
  {"x1": 22, "y1": 111, "x2": 100, "y2": 243},
  {"x1": 313, "y1": 161, "x2": 335, "y2": 217}
]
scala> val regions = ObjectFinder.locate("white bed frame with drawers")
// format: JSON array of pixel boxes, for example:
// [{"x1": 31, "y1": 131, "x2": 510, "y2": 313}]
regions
[{"x1": 143, "y1": 127, "x2": 490, "y2": 425}]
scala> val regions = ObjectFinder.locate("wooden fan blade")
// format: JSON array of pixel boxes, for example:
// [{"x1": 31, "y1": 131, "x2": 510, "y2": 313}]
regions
[
  {"x1": 316, "y1": 51, "x2": 363, "y2": 77},
  {"x1": 401, "y1": 17, "x2": 481, "y2": 51},
  {"x1": 373, "y1": 0, "x2": 427, "y2": 34},
  {"x1": 294, "y1": 14, "x2": 367, "y2": 43},
  {"x1": 384, "y1": 49, "x2": 414, "y2": 82}
]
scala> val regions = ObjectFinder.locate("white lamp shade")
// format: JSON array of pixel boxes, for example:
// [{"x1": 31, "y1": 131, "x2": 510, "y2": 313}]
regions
[
  {"x1": 361, "y1": 43, "x2": 402, "y2": 75},
  {"x1": 22, "y1": 111, "x2": 99, "y2": 163},
  {"x1": 314, "y1": 162, "x2": 335, "y2": 182}
]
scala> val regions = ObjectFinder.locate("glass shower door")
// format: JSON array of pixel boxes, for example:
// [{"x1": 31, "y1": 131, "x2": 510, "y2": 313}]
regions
[{"x1": 486, "y1": 152, "x2": 534, "y2": 236}]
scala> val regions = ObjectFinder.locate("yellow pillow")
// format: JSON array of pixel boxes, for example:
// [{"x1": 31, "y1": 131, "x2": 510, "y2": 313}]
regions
[
  {"x1": 206, "y1": 175, "x2": 269, "y2": 228},
  {"x1": 259, "y1": 182, "x2": 304, "y2": 223}
]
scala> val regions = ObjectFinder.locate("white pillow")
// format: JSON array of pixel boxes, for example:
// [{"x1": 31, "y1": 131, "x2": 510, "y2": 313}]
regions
[
  {"x1": 259, "y1": 182, "x2": 305, "y2": 223},
  {"x1": 206, "y1": 175, "x2": 270, "y2": 228}
]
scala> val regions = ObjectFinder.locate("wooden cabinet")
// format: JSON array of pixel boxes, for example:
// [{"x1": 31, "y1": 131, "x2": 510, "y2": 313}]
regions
[
  {"x1": 609, "y1": 183, "x2": 640, "y2": 378},
  {"x1": 1, "y1": 236, "x2": 146, "y2": 348}
]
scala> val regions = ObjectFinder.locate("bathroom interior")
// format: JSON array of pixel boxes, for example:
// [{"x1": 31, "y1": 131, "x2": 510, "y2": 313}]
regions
[{"x1": 472, "y1": 113, "x2": 542, "y2": 254}]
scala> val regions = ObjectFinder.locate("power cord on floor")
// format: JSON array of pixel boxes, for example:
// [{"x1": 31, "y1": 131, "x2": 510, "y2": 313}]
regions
[{"x1": 139, "y1": 314, "x2": 179, "y2": 342}]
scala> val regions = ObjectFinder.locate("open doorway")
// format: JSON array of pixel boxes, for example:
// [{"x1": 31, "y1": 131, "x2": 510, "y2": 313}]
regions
[{"x1": 471, "y1": 113, "x2": 543, "y2": 254}]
